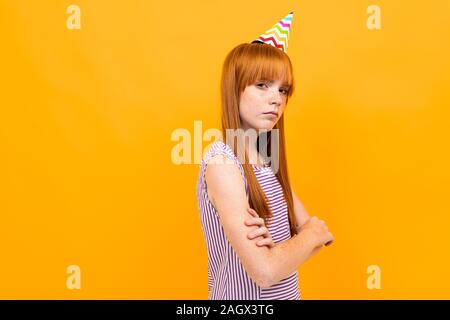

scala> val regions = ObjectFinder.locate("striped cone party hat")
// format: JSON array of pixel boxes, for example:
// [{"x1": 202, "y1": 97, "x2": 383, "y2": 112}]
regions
[{"x1": 251, "y1": 11, "x2": 294, "y2": 53}]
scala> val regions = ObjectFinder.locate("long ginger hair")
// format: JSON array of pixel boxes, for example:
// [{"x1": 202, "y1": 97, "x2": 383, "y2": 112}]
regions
[{"x1": 220, "y1": 42, "x2": 298, "y2": 236}]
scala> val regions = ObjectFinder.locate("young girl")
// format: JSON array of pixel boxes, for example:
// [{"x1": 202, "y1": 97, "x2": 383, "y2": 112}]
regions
[{"x1": 196, "y1": 12, "x2": 334, "y2": 300}]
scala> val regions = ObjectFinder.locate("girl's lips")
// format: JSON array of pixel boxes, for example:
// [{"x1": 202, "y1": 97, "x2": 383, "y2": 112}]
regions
[{"x1": 263, "y1": 112, "x2": 278, "y2": 117}]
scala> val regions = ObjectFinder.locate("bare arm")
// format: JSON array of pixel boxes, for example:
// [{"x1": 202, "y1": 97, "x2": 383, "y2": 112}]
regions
[
  {"x1": 292, "y1": 189, "x2": 311, "y2": 232},
  {"x1": 205, "y1": 155, "x2": 318, "y2": 288}
]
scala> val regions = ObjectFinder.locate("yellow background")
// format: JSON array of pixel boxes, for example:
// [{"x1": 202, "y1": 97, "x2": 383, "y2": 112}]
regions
[{"x1": 1, "y1": 0, "x2": 449, "y2": 299}]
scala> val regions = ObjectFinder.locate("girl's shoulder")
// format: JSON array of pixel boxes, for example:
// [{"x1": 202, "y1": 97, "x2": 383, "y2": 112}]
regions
[
  {"x1": 199, "y1": 138, "x2": 249, "y2": 196},
  {"x1": 202, "y1": 139, "x2": 237, "y2": 164}
]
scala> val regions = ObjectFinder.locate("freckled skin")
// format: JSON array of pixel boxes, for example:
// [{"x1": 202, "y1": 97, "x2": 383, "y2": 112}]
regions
[{"x1": 239, "y1": 79, "x2": 289, "y2": 132}]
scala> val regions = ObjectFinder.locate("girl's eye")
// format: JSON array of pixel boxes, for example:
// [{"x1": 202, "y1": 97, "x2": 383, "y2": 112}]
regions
[{"x1": 256, "y1": 82, "x2": 289, "y2": 95}]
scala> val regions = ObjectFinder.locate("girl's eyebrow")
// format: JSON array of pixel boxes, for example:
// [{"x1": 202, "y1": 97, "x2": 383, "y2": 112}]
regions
[{"x1": 257, "y1": 79, "x2": 290, "y2": 87}]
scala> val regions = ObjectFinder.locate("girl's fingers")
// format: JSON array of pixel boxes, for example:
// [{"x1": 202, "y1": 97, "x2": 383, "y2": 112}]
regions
[
  {"x1": 256, "y1": 238, "x2": 275, "y2": 248},
  {"x1": 247, "y1": 207, "x2": 259, "y2": 217},
  {"x1": 247, "y1": 229, "x2": 259, "y2": 239},
  {"x1": 247, "y1": 227, "x2": 269, "y2": 239},
  {"x1": 244, "y1": 217, "x2": 264, "y2": 226},
  {"x1": 244, "y1": 218, "x2": 257, "y2": 226},
  {"x1": 245, "y1": 208, "x2": 272, "y2": 243}
]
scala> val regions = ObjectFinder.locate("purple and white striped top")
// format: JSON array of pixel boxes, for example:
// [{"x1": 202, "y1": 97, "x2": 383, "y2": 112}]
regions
[{"x1": 196, "y1": 140, "x2": 301, "y2": 300}]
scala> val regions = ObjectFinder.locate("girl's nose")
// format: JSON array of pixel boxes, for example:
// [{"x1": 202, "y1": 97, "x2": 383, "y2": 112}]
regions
[{"x1": 269, "y1": 89, "x2": 282, "y2": 104}]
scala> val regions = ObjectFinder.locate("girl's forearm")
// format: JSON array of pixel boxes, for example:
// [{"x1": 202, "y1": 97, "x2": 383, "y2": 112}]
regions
[{"x1": 265, "y1": 232, "x2": 315, "y2": 287}]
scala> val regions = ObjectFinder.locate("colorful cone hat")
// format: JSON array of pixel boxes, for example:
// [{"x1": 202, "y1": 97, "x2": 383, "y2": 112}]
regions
[{"x1": 251, "y1": 11, "x2": 294, "y2": 53}]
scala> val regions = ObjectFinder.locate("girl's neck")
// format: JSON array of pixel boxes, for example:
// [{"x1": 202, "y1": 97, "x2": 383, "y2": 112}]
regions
[{"x1": 220, "y1": 127, "x2": 268, "y2": 167}]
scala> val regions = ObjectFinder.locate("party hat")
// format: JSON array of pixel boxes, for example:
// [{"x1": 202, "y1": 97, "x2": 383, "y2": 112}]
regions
[{"x1": 251, "y1": 11, "x2": 294, "y2": 53}]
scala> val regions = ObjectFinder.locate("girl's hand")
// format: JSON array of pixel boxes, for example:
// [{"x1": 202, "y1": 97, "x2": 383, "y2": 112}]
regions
[
  {"x1": 244, "y1": 207, "x2": 275, "y2": 248},
  {"x1": 299, "y1": 216, "x2": 334, "y2": 249}
]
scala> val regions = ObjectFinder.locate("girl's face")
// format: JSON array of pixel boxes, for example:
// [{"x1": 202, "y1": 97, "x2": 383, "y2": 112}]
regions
[{"x1": 239, "y1": 79, "x2": 289, "y2": 132}]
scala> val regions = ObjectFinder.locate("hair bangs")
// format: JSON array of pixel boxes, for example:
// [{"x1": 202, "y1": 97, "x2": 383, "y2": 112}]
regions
[{"x1": 238, "y1": 43, "x2": 294, "y2": 97}]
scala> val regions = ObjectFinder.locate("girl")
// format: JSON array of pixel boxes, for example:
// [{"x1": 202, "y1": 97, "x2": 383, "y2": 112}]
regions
[{"x1": 196, "y1": 12, "x2": 334, "y2": 300}]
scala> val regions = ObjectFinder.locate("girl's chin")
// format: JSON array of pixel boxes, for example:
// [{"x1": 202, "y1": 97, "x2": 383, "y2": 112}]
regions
[
  {"x1": 241, "y1": 120, "x2": 276, "y2": 132},
  {"x1": 257, "y1": 120, "x2": 277, "y2": 130},
  {"x1": 251, "y1": 123, "x2": 275, "y2": 133}
]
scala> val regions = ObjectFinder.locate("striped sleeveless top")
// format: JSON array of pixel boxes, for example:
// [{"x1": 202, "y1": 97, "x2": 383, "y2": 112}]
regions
[{"x1": 196, "y1": 140, "x2": 301, "y2": 300}]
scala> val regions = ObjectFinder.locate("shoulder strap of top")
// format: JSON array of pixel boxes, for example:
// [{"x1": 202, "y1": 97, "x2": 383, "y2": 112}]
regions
[{"x1": 201, "y1": 140, "x2": 249, "y2": 196}]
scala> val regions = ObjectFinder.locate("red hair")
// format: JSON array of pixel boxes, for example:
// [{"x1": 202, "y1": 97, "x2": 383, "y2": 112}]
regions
[{"x1": 220, "y1": 42, "x2": 297, "y2": 236}]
